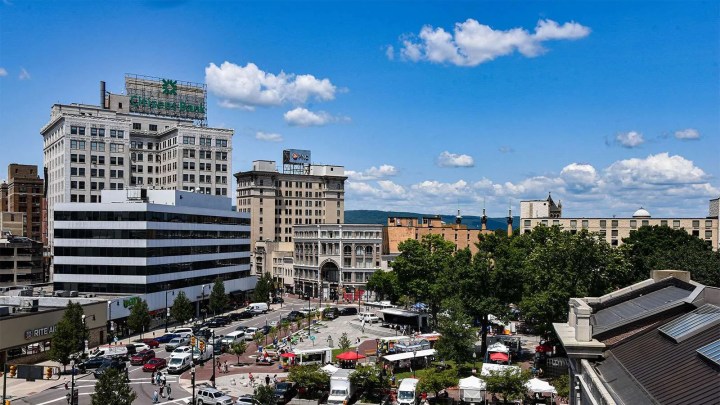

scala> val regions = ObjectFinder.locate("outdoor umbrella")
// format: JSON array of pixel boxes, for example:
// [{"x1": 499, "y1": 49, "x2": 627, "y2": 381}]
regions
[
  {"x1": 489, "y1": 352, "x2": 509, "y2": 363},
  {"x1": 280, "y1": 352, "x2": 296, "y2": 358},
  {"x1": 336, "y1": 351, "x2": 366, "y2": 361}
]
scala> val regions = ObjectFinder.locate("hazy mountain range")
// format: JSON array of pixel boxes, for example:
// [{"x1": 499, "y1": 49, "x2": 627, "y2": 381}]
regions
[{"x1": 345, "y1": 210, "x2": 520, "y2": 230}]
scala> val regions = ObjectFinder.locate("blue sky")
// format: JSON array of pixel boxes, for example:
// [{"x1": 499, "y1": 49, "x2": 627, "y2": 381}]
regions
[{"x1": 1, "y1": 1, "x2": 718, "y2": 217}]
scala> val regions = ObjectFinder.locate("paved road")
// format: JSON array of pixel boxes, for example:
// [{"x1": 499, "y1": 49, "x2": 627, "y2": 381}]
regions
[{"x1": 15, "y1": 297, "x2": 322, "y2": 405}]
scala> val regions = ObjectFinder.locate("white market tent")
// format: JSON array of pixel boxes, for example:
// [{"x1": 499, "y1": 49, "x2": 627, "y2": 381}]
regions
[
  {"x1": 321, "y1": 364, "x2": 339, "y2": 374},
  {"x1": 383, "y1": 349, "x2": 437, "y2": 362},
  {"x1": 459, "y1": 376, "x2": 486, "y2": 403},
  {"x1": 526, "y1": 378, "x2": 557, "y2": 394},
  {"x1": 487, "y1": 342, "x2": 510, "y2": 353},
  {"x1": 480, "y1": 363, "x2": 521, "y2": 377}
]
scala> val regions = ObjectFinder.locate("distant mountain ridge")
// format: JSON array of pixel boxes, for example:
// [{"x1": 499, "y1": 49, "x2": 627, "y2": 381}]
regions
[{"x1": 345, "y1": 210, "x2": 520, "y2": 230}]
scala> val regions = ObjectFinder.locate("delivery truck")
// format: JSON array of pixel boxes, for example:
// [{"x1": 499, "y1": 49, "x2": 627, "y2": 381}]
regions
[{"x1": 326, "y1": 369, "x2": 356, "y2": 405}]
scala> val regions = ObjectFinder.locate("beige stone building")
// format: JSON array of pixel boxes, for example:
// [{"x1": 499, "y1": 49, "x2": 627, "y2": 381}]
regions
[
  {"x1": 383, "y1": 211, "x2": 495, "y2": 256},
  {"x1": 0, "y1": 212, "x2": 26, "y2": 238},
  {"x1": 520, "y1": 196, "x2": 719, "y2": 250},
  {"x1": 234, "y1": 154, "x2": 346, "y2": 248},
  {"x1": 253, "y1": 240, "x2": 295, "y2": 292}
]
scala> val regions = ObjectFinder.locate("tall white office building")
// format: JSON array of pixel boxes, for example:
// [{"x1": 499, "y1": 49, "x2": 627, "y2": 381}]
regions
[
  {"x1": 52, "y1": 189, "x2": 254, "y2": 316},
  {"x1": 41, "y1": 75, "x2": 233, "y2": 248}
]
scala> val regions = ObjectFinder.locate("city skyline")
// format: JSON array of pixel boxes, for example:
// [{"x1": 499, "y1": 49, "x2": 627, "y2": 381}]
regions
[{"x1": 1, "y1": 1, "x2": 718, "y2": 218}]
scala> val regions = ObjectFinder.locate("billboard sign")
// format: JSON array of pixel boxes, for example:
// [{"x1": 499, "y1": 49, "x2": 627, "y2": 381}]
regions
[
  {"x1": 283, "y1": 149, "x2": 311, "y2": 164},
  {"x1": 125, "y1": 74, "x2": 207, "y2": 121}
]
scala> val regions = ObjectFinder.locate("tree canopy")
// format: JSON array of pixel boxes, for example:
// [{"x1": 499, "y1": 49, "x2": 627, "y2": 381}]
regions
[
  {"x1": 208, "y1": 277, "x2": 228, "y2": 316},
  {"x1": 366, "y1": 269, "x2": 399, "y2": 302},
  {"x1": 49, "y1": 301, "x2": 88, "y2": 367},
  {"x1": 170, "y1": 291, "x2": 193, "y2": 325},
  {"x1": 418, "y1": 369, "x2": 458, "y2": 398},
  {"x1": 127, "y1": 299, "x2": 151, "y2": 335},
  {"x1": 349, "y1": 364, "x2": 390, "y2": 401},
  {"x1": 484, "y1": 368, "x2": 531, "y2": 404},
  {"x1": 288, "y1": 364, "x2": 330, "y2": 399},
  {"x1": 253, "y1": 272, "x2": 274, "y2": 303},
  {"x1": 434, "y1": 298, "x2": 476, "y2": 365},
  {"x1": 90, "y1": 367, "x2": 136, "y2": 405}
]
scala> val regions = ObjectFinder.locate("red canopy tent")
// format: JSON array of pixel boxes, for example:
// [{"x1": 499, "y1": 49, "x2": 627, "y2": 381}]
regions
[
  {"x1": 489, "y1": 352, "x2": 509, "y2": 363},
  {"x1": 336, "y1": 351, "x2": 366, "y2": 361},
  {"x1": 280, "y1": 352, "x2": 296, "y2": 358}
]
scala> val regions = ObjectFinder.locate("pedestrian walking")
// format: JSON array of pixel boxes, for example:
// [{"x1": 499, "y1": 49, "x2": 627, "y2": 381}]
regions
[
  {"x1": 161, "y1": 373, "x2": 166, "y2": 386},
  {"x1": 155, "y1": 371, "x2": 162, "y2": 385},
  {"x1": 124, "y1": 367, "x2": 129, "y2": 382},
  {"x1": 273, "y1": 374, "x2": 279, "y2": 385},
  {"x1": 152, "y1": 389, "x2": 159, "y2": 404},
  {"x1": 150, "y1": 371, "x2": 156, "y2": 385},
  {"x1": 217, "y1": 361, "x2": 222, "y2": 373},
  {"x1": 224, "y1": 361, "x2": 228, "y2": 373},
  {"x1": 166, "y1": 383, "x2": 172, "y2": 400},
  {"x1": 265, "y1": 374, "x2": 270, "y2": 385},
  {"x1": 159, "y1": 385, "x2": 165, "y2": 398}
]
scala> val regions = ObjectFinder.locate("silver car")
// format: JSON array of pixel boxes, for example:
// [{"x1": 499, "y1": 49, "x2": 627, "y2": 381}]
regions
[{"x1": 196, "y1": 388, "x2": 233, "y2": 405}]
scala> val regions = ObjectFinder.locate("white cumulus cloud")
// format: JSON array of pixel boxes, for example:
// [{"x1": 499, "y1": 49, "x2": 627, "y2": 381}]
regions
[
  {"x1": 437, "y1": 151, "x2": 474, "y2": 167},
  {"x1": 674, "y1": 128, "x2": 700, "y2": 140},
  {"x1": 397, "y1": 18, "x2": 590, "y2": 66},
  {"x1": 18, "y1": 68, "x2": 30, "y2": 80},
  {"x1": 615, "y1": 131, "x2": 644, "y2": 148},
  {"x1": 0, "y1": 68, "x2": 7, "y2": 77},
  {"x1": 347, "y1": 165, "x2": 398, "y2": 181},
  {"x1": 604, "y1": 152, "x2": 708, "y2": 188},
  {"x1": 283, "y1": 107, "x2": 347, "y2": 127},
  {"x1": 205, "y1": 61, "x2": 337, "y2": 110},
  {"x1": 385, "y1": 45, "x2": 395, "y2": 60},
  {"x1": 255, "y1": 131, "x2": 283, "y2": 142}
]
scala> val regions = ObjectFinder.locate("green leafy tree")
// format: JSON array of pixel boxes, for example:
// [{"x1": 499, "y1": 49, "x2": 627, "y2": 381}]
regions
[
  {"x1": 170, "y1": 291, "x2": 193, "y2": 325},
  {"x1": 127, "y1": 299, "x2": 151, "y2": 335},
  {"x1": 366, "y1": 269, "x2": 399, "y2": 302},
  {"x1": 269, "y1": 326, "x2": 279, "y2": 344},
  {"x1": 208, "y1": 277, "x2": 228, "y2": 316},
  {"x1": 350, "y1": 364, "x2": 390, "y2": 401},
  {"x1": 552, "y1": 374, "x2": 571, "y2": 401},
  {"x1": 49, "y1": 302, "x2": 88, "y2": 370},
  {"x1": 338, "y1": 332, "x2": 352, "y2": 353},
  {"x1": 229, "y1": 340, "x2": 247, "y2": 366},
  {"x1": 253, "y1": 330, "x2": 264, "y2": 349},
  {"x1": 280, "y1": 320, "x2": 291, "y2": 337},
  {"x1": 288, "y1": 364, "x2": 330, "y2": 399},
  {"x1": 484, "y1": 368, "x2": 531, "y2": 404},
  {"x1": 392, "y1": 234, "x2": 457, "y2": 327},
  {"x1": 254, "y1": 384, "x2": 276, "y2": 404},
  {"x1": 434, "y1": 298, "x2": 476, "y2": 365},
  {"x1": 418, "y1": 369, "x2": 458, "y2": 399},
  {"x1": 90, "y1": 367, "x2": 136, "y2": 405},
  {"x1": 621, "y1": 225, "x2": 720, "y2": 287},
  {"x1": 253, "y1": 272, "x2": 274, "y2": 303},
  {"x1": 295, "y1": 318, "x2": 303, "y2": 332}
]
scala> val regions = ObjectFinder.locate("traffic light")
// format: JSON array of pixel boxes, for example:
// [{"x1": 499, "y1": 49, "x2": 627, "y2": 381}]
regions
[
  {"x1": 8, "y1": 364, "x2": 17, "y2": 378},
  {"x1": 45, "y1": 367, "x2": 53, "y2": 379},
  {"x1": 190, "y1": 336, "x2": 196, "y2": 347},
  {"x1": 199, "y1": 341, "x2": 205, "y2": 353}
]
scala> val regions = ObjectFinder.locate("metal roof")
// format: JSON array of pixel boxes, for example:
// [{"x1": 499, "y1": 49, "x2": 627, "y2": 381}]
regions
[
  {"x1": 696, "y1": 339, "x2": 720, "y2": 367},
  {"x1": 659, "y1": 304, "x2": 720, "y2": 343}
]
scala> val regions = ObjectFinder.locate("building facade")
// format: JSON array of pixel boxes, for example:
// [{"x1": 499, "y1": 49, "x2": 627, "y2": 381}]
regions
[
  {"x1": 520, "y1": 197, "x2": 719, "y2": 250},
  {"x1": 253, "y1": 240, "x2": 295, "y2": 292},
  {"x1": 41, "y1": 77, "x2": 233, "y2": 248},
  {"x1": 0, "y1": 236, "x2": 44, "y2": 284},
  {"x1": 3, "y1": 164, "x2": 44, "y2": 242},
  {"x1": 293, "y1": 224, "x2": 382, "y2": 300},
  {"x1": 52, "y1": 189, "x2": 254, "y2": 317},
  {"x1": 383, "y1": 212, "x2": 494, "y2": 256},
  {"x1": 0, "y1": 212, "x2": 25, "y2": 238}
]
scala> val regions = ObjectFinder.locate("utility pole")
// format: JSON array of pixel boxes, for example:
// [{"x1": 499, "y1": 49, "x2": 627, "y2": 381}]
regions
[
  {"x1": 2, "y1": 362, "x2": 7, "y2": 405},
  {"x1": 191, "y1": 366, "x2": 196, "y2": 404},
  {"x1": 211, "y1": 330, "x2": 216, "y2": 388}
]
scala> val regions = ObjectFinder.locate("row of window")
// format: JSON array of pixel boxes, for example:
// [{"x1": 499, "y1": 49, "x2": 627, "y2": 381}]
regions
[
  {"x1": 70, "y1": 126, "x2": 125, "y2": 139},
  {"x1": 69, "y1": 140, "x2": 124, "y2": 152},
  {"x1": 53, "y1": 270, "x2": 249, "y2": 294},
  {"x1": 525, "y1": 219, "x2": 715, "y2": 229},
  {"x1": 54, "y1": 257, "x2": 249, "y2": 276},
  {"x1": 54, "y1": 210, "x2": 249, "y2": 225},
  {"x1": 55, "y1": 229, "x2": 250, "y2": 240},
  {"x1": 71, "y1": 154, "x2": 126, "y2": 164},
  {"x1": 54, "y1": 244, "x2": 249, "y2": 258}
]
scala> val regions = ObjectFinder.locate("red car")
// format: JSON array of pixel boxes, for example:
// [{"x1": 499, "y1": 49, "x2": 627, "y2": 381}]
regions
[
  {"x1": 141, "y1": 338, "x2": 160, "y2": 349},
  {"x1": 130, "y1": 350, "x2": 155, "y2": 366},
  {"x1": 142, "y1": 357, "x2": 166, "y2": 372}
]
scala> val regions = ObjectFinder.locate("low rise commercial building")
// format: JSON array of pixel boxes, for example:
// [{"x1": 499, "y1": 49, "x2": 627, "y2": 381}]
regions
[
  {"x1": 520, "y1": 195, "x2": 719, "y2": 250},
  {"x1": 293, "y1": 224, "x2": 383, "y2": 300},
  {"x1": 554, "y1": 270, "x2": 720, "y2": 405},
  {"x1": 0, "y1": 211, "x2": 26, "y2": 238},
  {"x1": 0, "y1": 236, "x2": 44, "y2": 284},
  {"x1": 253, "y1": 240, "x2": 295, "y2": 293},
  {"x1": 52, "y1": 189, "x2": 254, "y2": 328}
]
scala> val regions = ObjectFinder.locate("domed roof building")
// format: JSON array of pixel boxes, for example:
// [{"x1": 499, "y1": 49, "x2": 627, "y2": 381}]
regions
[{"x1": 632, "y1": 207, "x2": 651, "y2": 218}]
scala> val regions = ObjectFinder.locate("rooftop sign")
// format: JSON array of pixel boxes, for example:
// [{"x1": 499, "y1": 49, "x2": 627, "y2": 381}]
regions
[
  {"x1": 283, "y1": 149, "x2": 311, "y2": 165},
  {"x1": 125, "y1": 74, "x2": 207, "y2": 122}
]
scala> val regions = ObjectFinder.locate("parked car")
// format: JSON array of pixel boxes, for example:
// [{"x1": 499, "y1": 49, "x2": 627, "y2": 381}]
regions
[
  {"x1": 129, "y1": 342, "x2": 150, "y2": 353},
  {"x1": 172, "y1": 345, "x2": 192, "y2": 356},
  {"x1": 140, "y1": 338, "x2": 160, "y2": 348},
  {"x1": 274, "y1": 381, "x2": 297, "y2": 404},
  {"x1": 196, "y1": 387, "x2": 233, "y2": 405},
  {"x1": 272, "y1": 296, "x2": 284, "y2": 304},
  {"x1": 230, "y1": 311, "x2": 252, "y2": 321},
  {"x1": 205, "y1": 318, "x2": 223, "y2": 328},
  {"x1": 214, "y1": 315, "x2": 231, "y2": 325},
  {"x1": 286, "y1": 311, "x2": 305, "y2": 321},
  {"x1": 172, "y1": 327, "x2": 194, "y2": 335},
  {"x1": 243, "y1": 327, "x2": 259, "y2": 341},
  {"x1": 154, "y1": 333, "x2": 179, "y2": 343},
  {"x1": 235, "y1": 325, "x2": 248, "y2": 333},
  {"x1": 142, "y1": 357, "x2": 167, "y2": 372},
  {"x1": 166, "y1": 336, "x2": 190, "y2": 351},
  {"x1": 167, "y1": 353, "x2": 193, "y2": 374},
  {"x1": 78, "y1": 356, "x2": 108, "y2": 372},
  {"x1": 338, "y1": 307, "x2": 358, "y2": 316},
  {"x1": 260, "y1": 325, "x2": 272, "y2": 335},
  {"x1": 358, "y1": 312, "x2": 381, "y2": 323},
  {"x1": 323, "y1": 307, "x2": 340, "y2": 320},
  {"x1": 130, "y1": 349, "x2": 155, "y2": 366},
  {"x1": 93, "y1": 358, "x2": 126, "y2": 378},
  {"x1": 235, "y1": 395, "x2": 261, "y2": 405}
]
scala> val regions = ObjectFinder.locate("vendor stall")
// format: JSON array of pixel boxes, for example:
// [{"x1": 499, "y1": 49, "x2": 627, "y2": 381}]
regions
[
  {"x1": 459, "y1": 375, "x2": 486, "y2": 405},
  {"x1": 485, "y1": 342, "x2": 511, "y2": 364},
  {"x1": 526, "y1": 378, "x2": 557, "y2": 404}
]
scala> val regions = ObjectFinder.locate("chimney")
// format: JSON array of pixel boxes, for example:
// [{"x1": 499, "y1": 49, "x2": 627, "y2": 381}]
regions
[
  {"x1": 481, "y1": 208, "x2": 488, "y2": 231},
  {"x1": 507, "y1": 207, "x2": 513, "y2": 237},
  {"x1": 100, "y1": 81, "x2": 107, "y2": 109}
]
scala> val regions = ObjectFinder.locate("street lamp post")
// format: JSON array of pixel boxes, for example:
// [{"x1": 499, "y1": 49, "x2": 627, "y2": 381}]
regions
[
  {"x1": 201, "y1": 285, "x2": 207, "y2": 321},
  {"x1": 191, "y1": 366, "x2": 196, "y2": 403},
  {"x1": 107, "y1": 301, "x2": 113, "y2": 344},
  {"x1": 69, "y1": 359, "x2": 76, "y2": 405},
  {"x1": 473, "y1": 351, "x2": 477, "y2": 375},
  {"x1": 211, "y1": 330, "x2": 216, "y2": 388},
  {"x1": 165, "y1": 286, "x2": 175, "y2": 332},
  {"x1": 412, "y1": 350, "x2": 417, "y2": 378}
]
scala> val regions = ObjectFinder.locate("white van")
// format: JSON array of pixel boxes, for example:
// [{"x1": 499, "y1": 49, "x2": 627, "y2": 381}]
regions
[
  {"x1": 89, "y1": 345, "x2": 128, "y2": 360},
  {"x1": 192, "y1": 345, "x2": 213, "y2": 363},
  {"x1": 358, "y1": 312, "x2": 381, "y2": 323},
  {"x1": 172, "y1": 327, "x2": 193, "y2": 335},
  {"x1": 221, "y1": 331, "x2": 244, "y2": 346},
  {"x1": 248, "y1": 302, "x2": 269, "y2": 314},
  {"x1": 397, "y1": 378, "x2": 419, "y2": 405},
  {"x1": 167, "y1": 353, "x2": 192, "y2": 374}
]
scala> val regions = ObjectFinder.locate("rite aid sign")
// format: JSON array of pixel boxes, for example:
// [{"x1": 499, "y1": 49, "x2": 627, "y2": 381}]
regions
[{"x1": 25, "y1": 325, "x2": 57, "y2": 340}]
